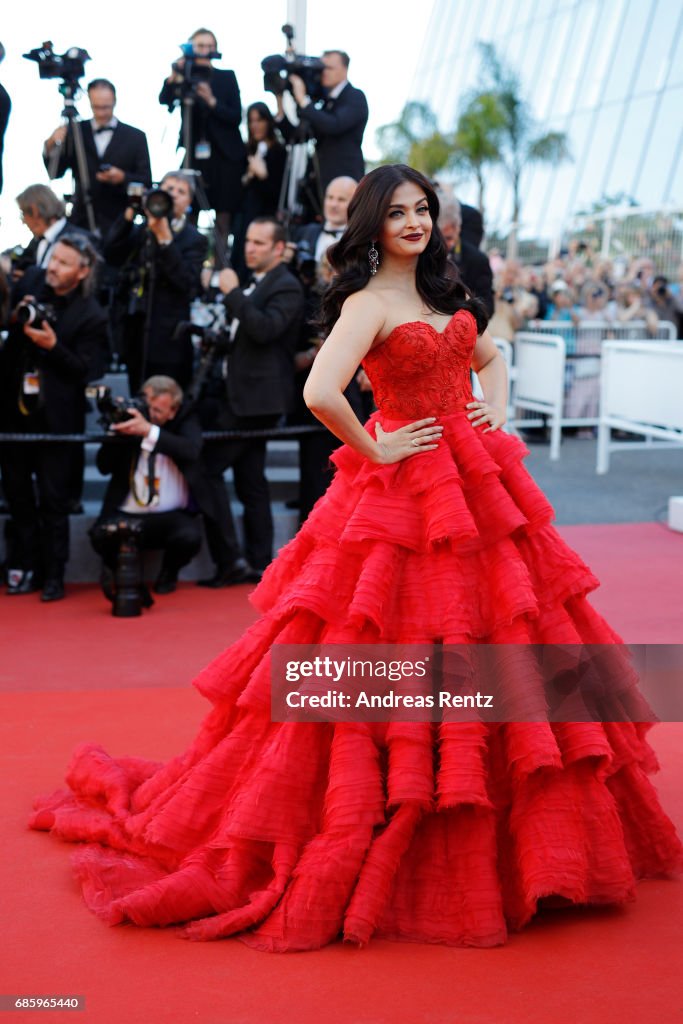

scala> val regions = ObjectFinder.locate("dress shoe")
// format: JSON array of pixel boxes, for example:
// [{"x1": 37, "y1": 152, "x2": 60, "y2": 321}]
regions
[
  {"x1": 197, "y1": 559, "x2": 260, "y2": 587},
  {"x1": 7, "y1": 569, "x2": 39, "y2": 595},
  {"x1": 41, "y1": 578, "x2": 65, "y2": 602},
  {"x1": 154, "y1": 568, "x2": 178, "y2": 595}
]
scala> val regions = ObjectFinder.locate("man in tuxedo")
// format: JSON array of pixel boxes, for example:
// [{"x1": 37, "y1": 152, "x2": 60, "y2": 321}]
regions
[
  {"x1": 104, "y1": 170, "x2": 207, "y2": 391},
  {"x1": 14, "y1": 184, "x2": 93, "y2": 278},
  {"x1": 90, "y1": 376, "x2": 203, "y2": 601},
  {"x1": 439, "y1": 196, "x2": 494, "y2": 316},
  {"x1": 277, "y1": 50, "x2": 368, "y2": 191},
  {"x1": 196, "y1": 216, "x2": 304, "y2": 585},
  {"x1": 293, "y1": 175, "x2": 357, "y2": 263},
  {"x1": 0, "y1": 235, "x2": 108, "y2": 600},
  {"x1": 43, "y1": 78, "x2": 152, "y2": 238}
]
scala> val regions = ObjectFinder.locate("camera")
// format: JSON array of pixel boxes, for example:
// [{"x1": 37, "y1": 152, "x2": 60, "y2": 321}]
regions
[
  {"x1": 170, "y1": 40, "x2": 220, "y2": 96},
  {"x1": 501, "y1": 287, "x2": 515, "y2": 304},
  {"x1": 173, "y1": 320, "x2": 229, "y2": 352},
  {"x1": 88, "y1": 385, "x2": 148, "y2": 428},
  {"x1": 261, "y1": 24, "x2": 325, "y2": 102},
  {"x1": 15, "y1": 300, "x2": 56, "y2": 330},
  {"x1": 126, "y1": 183, "x2": 174, "y2": 220},
  {"x1": 23, "y1": 41, "x2": 90, "y2": 87}
]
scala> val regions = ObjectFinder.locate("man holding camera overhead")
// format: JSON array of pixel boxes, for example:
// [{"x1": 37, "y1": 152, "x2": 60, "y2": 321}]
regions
[
  {"x1": 276, "y1": 50, "x2": 368, "y2": 192},
  {"x1": 104, "y1": 171, "x2": 207, "y2": 392},
  {"x1": 43, "y1": 78, "x2": 152, "y2": 239},
  {"x1": 160, "y1": 28, "x2": 246, "y2": 264},
  {"x1": 0, "y1": 235, "x2": 108, "y2": 601}
]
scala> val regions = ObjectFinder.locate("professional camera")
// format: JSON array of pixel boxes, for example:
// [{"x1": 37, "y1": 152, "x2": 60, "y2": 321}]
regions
[
  {"x1": 126, "y1": 183, "x2": 175, "y2": 220},
  {"x1": 261, "y1": 24, "x2": 325, "y2": 102},
  {"x1": 173, "y1": 320, "x2": 229, "y2": 352},
  {"x1": 88, "y1": 385, "x2": 148, "y2": 428},
  {"x1": 170, "y1": 40, "x2": 221, "y2": 96},
  {"x1": 7, "y1": 245, "x2": 36, "y2": 277},
  {"x1": 15, "y1": 300, "x2": 56, "y2": 330},
  {"x1": 23, "y1": 41, "x2": 90, "y2": 87}
]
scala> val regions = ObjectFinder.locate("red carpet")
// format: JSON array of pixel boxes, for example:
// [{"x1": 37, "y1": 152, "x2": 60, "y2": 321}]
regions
[{"x1": 1, "y1": 522, "x2": 681, "y2": 1023}]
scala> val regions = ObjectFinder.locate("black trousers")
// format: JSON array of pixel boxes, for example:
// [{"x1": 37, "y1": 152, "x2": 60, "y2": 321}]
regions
[
  {"x1": 0, "y1": 441, "x2": 81, "y2": 578},
  {"x1": 89, "y1": 509, "x2": 202, "y2": 572},
  {"x1": 198, "y1": 407, "x2": 278, "y2": 572}
]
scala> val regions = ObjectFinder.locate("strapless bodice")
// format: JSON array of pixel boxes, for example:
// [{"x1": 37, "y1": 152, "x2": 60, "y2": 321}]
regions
[{"x1": 361, "y1": 309, "x2": 477, "y2": 419}]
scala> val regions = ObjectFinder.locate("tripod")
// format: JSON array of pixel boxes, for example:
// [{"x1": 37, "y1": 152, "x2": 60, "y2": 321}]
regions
[
  {"x1": 276, "y1": 110, "x2": 324, "y2": 233},
  {"x1": 178, "y1": 89, "x2": 230, "y2": 267},
  {"x1": 46, "y1": 81, "x2": 98, "y2": 235}
]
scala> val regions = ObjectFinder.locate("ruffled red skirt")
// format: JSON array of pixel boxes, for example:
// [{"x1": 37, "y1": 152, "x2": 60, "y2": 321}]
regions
[{"x1": 30, "y1": 410, "x2": 683, "y2": 950}]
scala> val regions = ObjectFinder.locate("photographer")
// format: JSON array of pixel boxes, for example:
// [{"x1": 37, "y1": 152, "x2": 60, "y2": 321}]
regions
[
  {"x1": 43, "y1": 78, "x2": 152, "y2": 239},
  {"x1": 90, "y1": 376, "x2": 203, "y2": 601},
  {"x1": 159, "y1": 28, "x2": 246, "y2": 262},
  {"x1": 13, "y1": 184, "x2": 93, "y2": 279},
  {"x1": 0, "y1": 235, "x2": 108, "y2": 601},
  {"x1": 104, "y1": 170, "x2": 208, "y2": 392},
  {"x1": 276, "y1": 49, "x2": 368, "y2": 192},
  {"x1": 646, "y1": 275, "x2": 679, "y2": 330},
  {"x1": 195, "y1": 216, "x2": 304, "y2": 586},
  {"x1": 438, "y1": 195, "x2": 494, "y2": 316}
]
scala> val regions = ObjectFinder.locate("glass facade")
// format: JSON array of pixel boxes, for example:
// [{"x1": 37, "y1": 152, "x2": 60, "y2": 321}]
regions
[{"x1": 412, "y1": 0, "x2": 683, "y2": 240}]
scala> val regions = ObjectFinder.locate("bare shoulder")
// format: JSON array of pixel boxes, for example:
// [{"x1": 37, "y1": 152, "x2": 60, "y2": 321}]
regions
[{"x1": 340, "y1": 288, "x2": 388, "y2": 327}]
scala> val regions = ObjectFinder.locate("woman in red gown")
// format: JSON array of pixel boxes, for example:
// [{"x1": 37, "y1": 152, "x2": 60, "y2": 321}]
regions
[{"x1": 30, "y1": 165, "x2": 682, "y2": 951}]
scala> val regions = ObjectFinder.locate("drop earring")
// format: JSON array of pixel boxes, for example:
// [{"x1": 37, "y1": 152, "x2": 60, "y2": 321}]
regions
[{"x1": 368, "y1": 242, "x2": 379, "y2": 275}]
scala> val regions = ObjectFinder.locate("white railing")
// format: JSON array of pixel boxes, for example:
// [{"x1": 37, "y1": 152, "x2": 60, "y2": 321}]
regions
[
  {"x1": 510, "y1": 321, "x2": 679, "y2": 447},
  {"x1": 596, "y1": 341, "x2": 683, "y2": 474},
  {"x1": 509, "y1": 332, "x2": 566, "y2": 460}
]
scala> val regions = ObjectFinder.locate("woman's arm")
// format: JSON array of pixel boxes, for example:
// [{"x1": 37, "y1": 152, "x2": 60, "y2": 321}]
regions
[
  {"x1": 304, "y1": 291, "x2": 443, "y2": 463},
  {"x1": 469, "y1": 330, "x2": 507, "y2": 432}
]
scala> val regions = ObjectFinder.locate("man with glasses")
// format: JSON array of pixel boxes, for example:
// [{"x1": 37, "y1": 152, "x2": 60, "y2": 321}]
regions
[
  {"x1": 0, "y1": 235, "x2": 108, "y2": 601},
  {"x1": 43, "y1": 78, "x2": 152, "y2": 238}
]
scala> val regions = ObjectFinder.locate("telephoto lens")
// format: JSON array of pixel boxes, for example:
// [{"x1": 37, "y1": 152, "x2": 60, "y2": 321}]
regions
[{"x1": 145, "y1": 189, "x2": 174, "y2": 220}]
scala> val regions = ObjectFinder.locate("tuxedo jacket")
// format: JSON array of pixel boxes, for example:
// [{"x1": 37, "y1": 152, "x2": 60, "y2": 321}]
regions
[
  {"x1": 221, "y1": 263, "x2": 305, "y2": 418},
  {"x1": 44, "y1": 120, "x2": 152, "y2": 237},
  {"x1": 450, "y1": 241, "x2": 495, "y2": 317},
  {"x1": 0, "y1": 268, "x2": 109, "y2": 433},
  {"x1": 159, "y1": 68, "x2": 246, "y2": 164},
  {"x1": 95, "y1": 401, "x2": 203, "y2": 519},
  {"x1": 282, "y1": 82, "x2": 368, "y2": 189},
  {"x1": 104, "y1": 215, "x2": 208, "y2": 368},
  {"x1": 21, "y1": 221, "x2": 97, "y2": 272}
]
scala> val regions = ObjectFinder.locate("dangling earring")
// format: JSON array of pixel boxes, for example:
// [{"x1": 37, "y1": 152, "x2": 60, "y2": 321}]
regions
[{"x1": 368, "y1": 242, "x2": 379, "y2": 275}]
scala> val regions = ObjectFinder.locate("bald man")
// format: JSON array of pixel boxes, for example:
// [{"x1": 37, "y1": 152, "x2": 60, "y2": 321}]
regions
[{"x1": 294, "y1": 176, "x2": 357, "y2": 262}]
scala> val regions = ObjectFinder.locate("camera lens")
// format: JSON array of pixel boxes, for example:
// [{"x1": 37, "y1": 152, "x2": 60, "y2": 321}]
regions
[{"x1": 145, "y1": 189, "x2": 174, "y2": 219}]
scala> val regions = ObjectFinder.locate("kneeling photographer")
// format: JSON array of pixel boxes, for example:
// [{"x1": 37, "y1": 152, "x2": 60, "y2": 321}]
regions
[
  {"x1": 104, "y1": 170, "x2": 207, "y2": 392},
  {"x1": 89, "y1": 375, "x2": 203, "y2": 603},
  {"x1": 0, "y1": 235, "x2": 108, "y2": 601}
]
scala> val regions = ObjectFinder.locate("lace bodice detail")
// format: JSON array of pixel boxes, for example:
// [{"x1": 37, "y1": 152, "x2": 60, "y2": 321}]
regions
[{"x1": 362, "y1": 310, "x2": 477, "y2": 418}]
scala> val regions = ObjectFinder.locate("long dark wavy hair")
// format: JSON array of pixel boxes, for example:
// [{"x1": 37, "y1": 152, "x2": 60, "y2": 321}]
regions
[{"x1": 319, "y1": 164, "x2": 488, "y2": 337}]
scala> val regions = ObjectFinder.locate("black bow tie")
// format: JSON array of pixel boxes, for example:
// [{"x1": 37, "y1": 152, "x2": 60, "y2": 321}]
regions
[
  {"x1": 323, "y1": 227, "x2": 344, "y2": 238},
  {"x1": 94, "y1": 125, "x2": 114, "y2": 134}
]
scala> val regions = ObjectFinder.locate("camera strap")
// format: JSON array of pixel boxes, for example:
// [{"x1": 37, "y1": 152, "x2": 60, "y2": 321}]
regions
[{"x1": 128, "y1": 447, "x2": 159, "y2": 507}]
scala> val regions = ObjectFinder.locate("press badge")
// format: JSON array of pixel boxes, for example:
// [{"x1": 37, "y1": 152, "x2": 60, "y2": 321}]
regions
[
  {"x1": 195, "y1": 140, "x2": 211, "y2": 160},
  {"x1": 22, "y1": 372, "x2": 40, "y2": 395}
]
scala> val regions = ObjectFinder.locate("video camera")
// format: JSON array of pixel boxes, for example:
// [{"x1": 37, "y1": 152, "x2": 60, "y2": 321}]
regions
[
  {"x1": 170, "y1": 40, "x2": 221, "y2": 98},
  {"x1": 261, "y1": 24, "x2": 325, "y2": 102},
  {"x1": 23, "y1": 41, "x2": 90, "y2": 90},
  {"x1": 87, "y1": 386, "x2": 148, "y2": 428}
]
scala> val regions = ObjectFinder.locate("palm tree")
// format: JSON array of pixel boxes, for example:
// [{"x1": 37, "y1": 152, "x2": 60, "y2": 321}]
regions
[
  {"x1": 451, "y1": 90, "x2": 506, "y2": 219},
  {"x1": 376, "y1": 101, "x2": 452, "y2": 177},
  {"x1": 477, "y1": 42, "x2": 571, "y2": 254}
]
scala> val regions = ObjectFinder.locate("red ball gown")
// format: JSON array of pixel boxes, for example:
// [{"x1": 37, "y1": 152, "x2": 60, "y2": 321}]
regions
[{"x1": 30, "y1": 310, "x2": 682, "y2": 950}]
